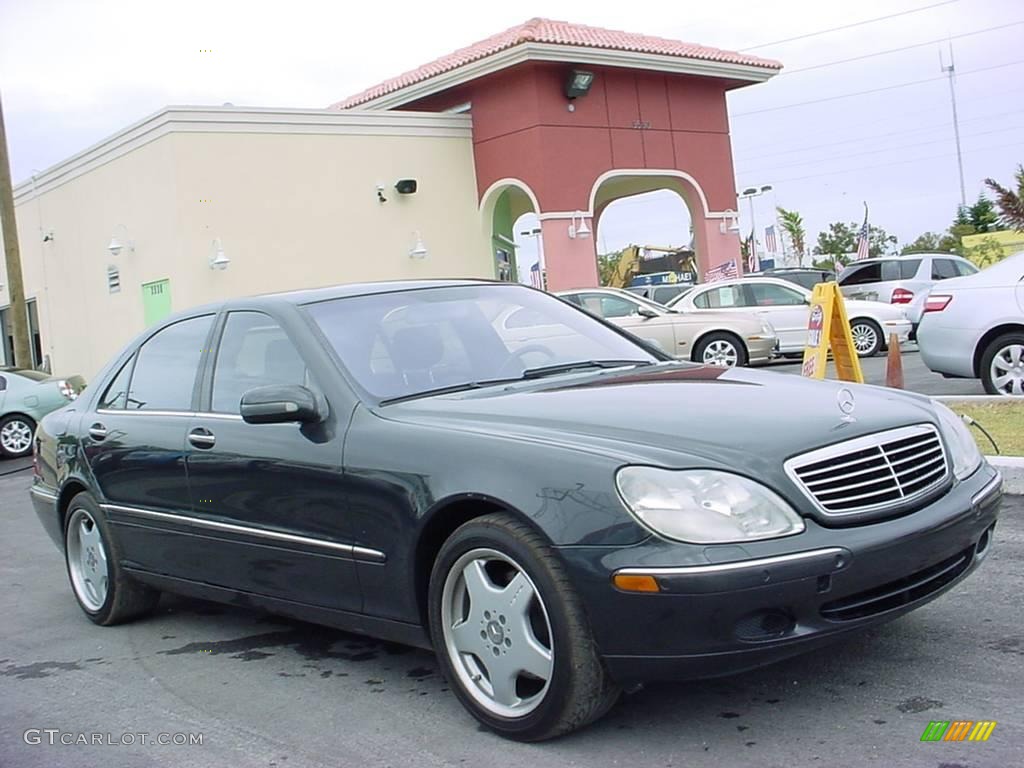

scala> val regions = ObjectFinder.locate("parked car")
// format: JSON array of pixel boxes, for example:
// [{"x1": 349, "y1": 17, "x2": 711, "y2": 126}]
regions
[
  {"x1": 0, "y1": 367, "x2": 85, "y2": 458},
  {"x1": 838, "y1": 253, "x2": 978, "y2": 337},
  {"x1": 556, "y1": 286, "x2": 776, "y2": 367},
  {"x1": 667, "y1": 276, "x2": 912, "y2": 357},
  {"x1": 749, "y1": 267, "x2": 835, "y2": 290},
  {"x1": 30, "y1": 280, "x2": 1001, "y2": 740},
  {"x1": 917, "y1": 251, "x2": 1024, "y2": 396},
  {"x1": 625, "y1": 282, "x2": 694, "y2": 305}
]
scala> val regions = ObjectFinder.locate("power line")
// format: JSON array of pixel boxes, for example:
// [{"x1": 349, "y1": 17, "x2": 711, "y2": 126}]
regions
[
  {"x1": 738, "y1": 0, "x2": 960, "y2": 51},
  {"x1": 743, "y1": 138, "x2": 1024, "y2": 186},
  {"x1": 737, "y1": 122, "x2": 1024, "y2": 177},
  {"x1": 732, "y1": 57, "x2": 1024, "y2": 117},
  {"x1": 776, "y1": 20, "x2": 1024, "y2": 77}
]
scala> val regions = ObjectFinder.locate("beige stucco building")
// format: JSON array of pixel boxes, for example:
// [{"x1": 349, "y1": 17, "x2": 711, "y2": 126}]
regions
[{"x1": 3, "y1": 107, "x2": 489, "y2": 377}]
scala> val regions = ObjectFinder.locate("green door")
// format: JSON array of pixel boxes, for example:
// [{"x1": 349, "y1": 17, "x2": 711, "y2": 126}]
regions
[{"x1": 142, "y1": 279, "x2": 172, "y2": 327}]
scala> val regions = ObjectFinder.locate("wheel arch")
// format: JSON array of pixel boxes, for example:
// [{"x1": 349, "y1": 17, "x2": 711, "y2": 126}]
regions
[
  {"x1": 973, "y1": 323, "x2": 1024, "y2": 377},
  {"x1": 57, "y1": 479, "x2": 90, "y2": 539},
  {"x1": 690, "y1": 328, "x2": 746, "y2": 364},
  {"x1": 413, "y1": 494, "x2": 549, "y2": 638}
]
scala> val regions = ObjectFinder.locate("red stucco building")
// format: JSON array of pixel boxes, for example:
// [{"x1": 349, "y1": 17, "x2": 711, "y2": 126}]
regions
[{"x1": 334, "y1": 18, "x2": 781, "y2": 290}]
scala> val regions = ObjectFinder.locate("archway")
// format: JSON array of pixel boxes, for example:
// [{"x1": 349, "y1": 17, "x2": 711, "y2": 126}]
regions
[{"x1": 479, "y1": 179, "x2": 540, "y2": 284}]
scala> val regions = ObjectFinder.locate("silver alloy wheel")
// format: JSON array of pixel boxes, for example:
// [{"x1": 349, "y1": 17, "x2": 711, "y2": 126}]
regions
[
  {"x1": 851, "y1": 323, "x2": 878, "y2": 355},
  {"x1": 703, "y1": 339, "x2": 739, "y2": 367},
  {"x1": 440, "y1": 548, "x2": 554, "y2": 718},
  {"x1": 0, "y1": 418, "x2": 32, "y2": 454},
  {"x1": 67, "y1": 508, "x2": 110, "y2": 612},
  {"x1": 990, "y1": 343, "x2": 1024, "y2": 396}
]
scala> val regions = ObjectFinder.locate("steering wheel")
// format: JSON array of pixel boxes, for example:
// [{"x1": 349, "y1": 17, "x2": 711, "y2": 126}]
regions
[{"x1": 498, "y1": 344, "x2": 557, "y2": 377}]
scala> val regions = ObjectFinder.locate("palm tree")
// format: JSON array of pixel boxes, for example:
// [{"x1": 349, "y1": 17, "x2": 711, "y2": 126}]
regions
[
  {"x1": 984, "y1": 164, "x2": 1024, "y2": 231},
  {"x1": 776, "y1": 206, "x2": 806, "y2": 262}
]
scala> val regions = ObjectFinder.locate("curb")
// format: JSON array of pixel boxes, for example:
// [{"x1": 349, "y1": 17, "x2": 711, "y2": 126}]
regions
[
  {"x1": 988, "y1": 456, "x2": 1024, "y2": 496},
  {"x1": 933, "y1": 395, "x2": 1022, "y2": 404}
]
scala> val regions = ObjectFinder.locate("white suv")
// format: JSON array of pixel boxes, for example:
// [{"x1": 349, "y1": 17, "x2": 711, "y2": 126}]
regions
[{"x1": 838, "y1": 253, "x2": 978, "y2": 336}]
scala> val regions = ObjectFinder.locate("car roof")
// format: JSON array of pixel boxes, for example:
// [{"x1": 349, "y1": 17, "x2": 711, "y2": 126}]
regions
[{"x1": 255, "y1": 278, "x2": 496, "y2": 306}]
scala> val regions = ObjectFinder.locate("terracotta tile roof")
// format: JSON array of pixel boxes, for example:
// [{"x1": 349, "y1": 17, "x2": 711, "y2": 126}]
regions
[{"x1": 332, "y1": 17, "x2": 782, "y2": 109}]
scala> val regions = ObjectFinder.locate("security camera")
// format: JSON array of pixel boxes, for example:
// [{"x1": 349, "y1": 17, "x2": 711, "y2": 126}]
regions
[{"x1": 395, "y1": 179, "x2": 418, "y2": 195}]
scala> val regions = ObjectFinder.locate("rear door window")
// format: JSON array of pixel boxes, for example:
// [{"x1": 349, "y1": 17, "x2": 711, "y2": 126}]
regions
[
  {"x1": 126, "y1": 315, "x2": 214, "y2": 411},
  {"x1": 748, "y1": 283, "x2": 806, "y2": 307},
  {"x1": 839, "y1": 263, "x2": 881, "y2": 285},
  {"x1": 955, "y1": 260, "x2": 979, "y2": 277}
]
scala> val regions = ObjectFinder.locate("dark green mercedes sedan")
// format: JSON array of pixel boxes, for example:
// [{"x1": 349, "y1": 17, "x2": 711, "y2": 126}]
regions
[{"x1": 29, "y1": 280, "x2": 1002, "y2": 741}]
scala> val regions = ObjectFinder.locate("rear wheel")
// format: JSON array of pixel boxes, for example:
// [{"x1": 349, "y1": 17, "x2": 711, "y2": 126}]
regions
[
  {"x1": 694, "y1": 332, "x2": 747, "y2": 368},
  {"x1": 0, "y1": 414, "x2": 35, "y2": 458},
  {"x1": 64, "y1": 492, "x2": 160, "y2": 625},
  {"x1": 428, "y1": 514, "x2": 619, "y2": 741},
  {"x1": 849, "y1": 318, "x2": 883, "y2": 357},
  {"x1": 980, "y1": 332, "x2": 1024, "y2": 396}
]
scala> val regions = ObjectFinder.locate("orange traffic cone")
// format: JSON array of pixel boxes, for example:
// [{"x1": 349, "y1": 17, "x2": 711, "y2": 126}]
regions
[{"x1": 886, "y1": 333, "x2": 904, "y2": 389}]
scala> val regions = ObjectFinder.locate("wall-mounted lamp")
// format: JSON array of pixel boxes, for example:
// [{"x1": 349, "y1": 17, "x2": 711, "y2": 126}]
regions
[
  {"x1": 376, "y1": 184, "x2": 388, "y2": 204},
  {"x1": 395, "y1": 178, "x2": 418, "y2": 195},
  {"x1": 409, "y1": 231, "x2": 428, "y2": 259},
  {"x1": 565, "y1": 69, "x2": 595, "y2": 99},
  {"x1": 107, "y1": 225, "x2": 135, "y2": 256},
  {"x1": 719, "y1": 209, "x2": 741, "y2": 234},
  {"x1": 567, "y1": 211, "x2": 591, "y2": 239},
  {"x1": 209, "y1": 238, "x2": 230, "y2": 270}
]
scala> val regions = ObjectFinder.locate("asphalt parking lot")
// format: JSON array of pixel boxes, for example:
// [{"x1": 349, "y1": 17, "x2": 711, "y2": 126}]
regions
[
  {"x1": 2, "y1": 468, "x2": 1022, "y2": 768},
  {"x1": 765, "y1": 346, "x2": 986, "y2": 397}
]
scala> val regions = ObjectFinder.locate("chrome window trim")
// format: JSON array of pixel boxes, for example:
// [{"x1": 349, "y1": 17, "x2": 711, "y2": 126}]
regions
[
  {"x1": 29, "y1": 485, "x2": 59, "y2": 502},
  {"x1": 99, "y1": 503, "x2": 386, "y2": 563},
  {"x1": 784, "y1": 424, "x2": 949, "y2": 518},
  {"x1": 96, "y1": 408, "x2": 244, "y2": 421},
  {"x1": 616, "y1": 547, "x2": 846, "y2": 577}
]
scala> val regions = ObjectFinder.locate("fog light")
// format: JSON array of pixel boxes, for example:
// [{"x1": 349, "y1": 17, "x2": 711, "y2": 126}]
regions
[{"x1": 735, "y1": 610, "x2": 795, "y2": 641}]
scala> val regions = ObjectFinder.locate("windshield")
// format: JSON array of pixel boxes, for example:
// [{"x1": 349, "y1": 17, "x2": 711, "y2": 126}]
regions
[
  {"x1": 305, "y1": 284, "x2": 659, "y2": 402},
  {"x1": 664, "y1": 286, "x2": 697, "y2": 308}
]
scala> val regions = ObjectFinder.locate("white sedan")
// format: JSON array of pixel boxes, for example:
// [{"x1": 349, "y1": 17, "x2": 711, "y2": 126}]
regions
[{"x1": 667, "y1": 276, "x2": 912, "y2": 357}]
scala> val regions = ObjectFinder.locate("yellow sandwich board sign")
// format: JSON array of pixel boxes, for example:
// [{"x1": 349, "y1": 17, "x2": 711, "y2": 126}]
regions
[{"x1": 800, "y1": 281, "x2": 865, "y2": 384}]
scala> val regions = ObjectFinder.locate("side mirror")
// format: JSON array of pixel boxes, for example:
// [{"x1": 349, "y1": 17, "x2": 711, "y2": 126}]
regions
[
  {"x1": 240, "y1": 384, "x2": 322, "y2": 425},
  {"x1": 637, "y1": 307, "x2": 658, "y2": 319}
]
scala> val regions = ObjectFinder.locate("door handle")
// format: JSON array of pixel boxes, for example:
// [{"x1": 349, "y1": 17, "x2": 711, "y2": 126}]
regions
[
  {"x1": 188, "y1": 427, "x2": 216, "y2": 449},
  {"x1": 88, "y1": 423, "x2": 107, "y2": 441}
]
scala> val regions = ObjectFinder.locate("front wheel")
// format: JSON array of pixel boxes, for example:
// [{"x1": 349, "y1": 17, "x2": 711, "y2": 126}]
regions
[
  {"x1": 694, "y1": 332, "x2": 748, "y2": 368},
  {"x1": 0, "y1": 414, "x2": 35, "y2": 458},
  {"x1": 849, "y1": 319, "x2": 883, "y2": 358},
  {"x1": 428, "y1": 514, "x2": 619, "y2": 741},
  {"x1": 980, "y1": 332, "x2": 1024, "y2": 396}
]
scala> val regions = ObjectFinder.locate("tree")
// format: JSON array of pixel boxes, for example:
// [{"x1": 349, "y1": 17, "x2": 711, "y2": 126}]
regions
[
  {"x1": 596, "y1": 249, "x2": 625, "y2": 286},
  {"x1": 813, "y1": 221, "x2": 897, "y2": 261},
  {"x1": 902, "y1": 232, "x2": 944, "y2": 254},
  {"x1": 964, "y1": 236, "x2": 1007, "y2": 269},
  {"x1": 985, "y1": 164, "x2": 1024, "y2": 231},
  {"x1": 776, "y1": 206, "x2": 806, "y2": 261},
  {"x1": 964, "y1": 195, "x2": 1000, "y2": 233}
]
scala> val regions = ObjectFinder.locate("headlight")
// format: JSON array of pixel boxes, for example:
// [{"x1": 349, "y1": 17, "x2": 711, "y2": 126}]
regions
[
  {"x1": 933, "y1": 402, "x2": 983, "y2": 480},
  {"x1": 615, "y1": 467, "x2": 805, "y2": 544}
]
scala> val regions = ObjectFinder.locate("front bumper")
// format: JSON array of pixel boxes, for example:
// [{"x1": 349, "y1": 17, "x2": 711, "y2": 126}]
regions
[
  {"x1": 559, "y1": 464, "x2": 1001, "y2": 683},
  {"x1": 747, "y1": 335, "x2": 778, "y2": 364}
]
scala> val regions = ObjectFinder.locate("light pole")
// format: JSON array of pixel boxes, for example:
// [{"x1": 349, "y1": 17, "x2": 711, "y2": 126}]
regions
[
  {"x1": 940, "y1": 44, "x2": 967, "y2": 208},
  {"x1": 738, "y1": 184, "x2": 773, "y2": 270}
]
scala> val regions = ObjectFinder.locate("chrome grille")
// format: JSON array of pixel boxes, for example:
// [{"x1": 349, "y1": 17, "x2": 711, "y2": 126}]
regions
[{"x1": 785, "y1": 425, "x2": 948, "y2": 517}]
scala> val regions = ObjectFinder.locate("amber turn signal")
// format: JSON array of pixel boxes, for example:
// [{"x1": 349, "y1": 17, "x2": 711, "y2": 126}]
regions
[{"x1": 612, "y1": 573, "x2": 660, "y2": 593}]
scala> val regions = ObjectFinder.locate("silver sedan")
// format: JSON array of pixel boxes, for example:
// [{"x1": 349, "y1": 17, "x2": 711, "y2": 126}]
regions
[{"x1": 917, "y1": 251, "x2": 1024, "y2": 396}]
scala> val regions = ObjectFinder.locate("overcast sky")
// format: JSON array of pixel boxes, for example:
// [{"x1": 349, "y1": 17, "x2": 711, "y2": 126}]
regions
[{"x1": 2, "y1": 0, "x2": 1021, "y2": 277}]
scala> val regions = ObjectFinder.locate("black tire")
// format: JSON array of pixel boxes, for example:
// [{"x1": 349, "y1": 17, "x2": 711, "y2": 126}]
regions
[
  {"x1": 0, "y1": 413, "x2": 36, "y2": 459},
  {"x1": 849, "y1": 318, "x2": 883, "y2": 358},
  {"x1": 63, "y1": 492, "x2": 160, "y2": 625},
  {"x1": 980, "y1": 332, "x2": 1024, "y2": 396},
  {"x1": 693, "y1": 332, "x2": 748, "y2": 368},
  {"x1": 428, "y1": 513, "x2": 620, "y2": 741}
]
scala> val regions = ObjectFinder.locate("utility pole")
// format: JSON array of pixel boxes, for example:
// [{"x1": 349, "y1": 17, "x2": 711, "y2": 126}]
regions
[
  {"x1": 940, "y1": 44, "x2": 967, "y2": 208},
  {"x1": 0, "y1": 91, "x2": 32, "y2": 369}
]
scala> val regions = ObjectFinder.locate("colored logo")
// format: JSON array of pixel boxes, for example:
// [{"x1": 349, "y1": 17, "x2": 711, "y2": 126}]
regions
[{"x1": 920, "y1": 720, "x2": 997, "y2": 742}]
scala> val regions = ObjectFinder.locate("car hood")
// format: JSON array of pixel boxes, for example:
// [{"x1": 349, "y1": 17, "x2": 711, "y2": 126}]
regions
[{"x1": 377, "y1": 365, "x2": 938, "y2": 474}]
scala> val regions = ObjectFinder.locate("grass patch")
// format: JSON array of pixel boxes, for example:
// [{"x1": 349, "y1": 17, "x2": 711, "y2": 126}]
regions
[{"x1": 944, "y1": 401, "x2": 1024, "y2": 456}]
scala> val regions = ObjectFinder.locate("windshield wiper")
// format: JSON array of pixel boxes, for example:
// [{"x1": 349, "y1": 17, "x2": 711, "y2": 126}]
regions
[
  {"x1": 521, "y1": 360, "x2": 653, "y2": 379},
  {"x1": 379, "y1": 378, "x2": 521, "y2": 405}
]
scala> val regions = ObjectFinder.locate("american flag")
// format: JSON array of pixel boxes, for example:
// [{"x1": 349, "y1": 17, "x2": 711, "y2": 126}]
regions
[
  {"x1": 765, "y1": 225, "x2": 779, "y2": 254},
  {"x1": 704, "y1": 260, "x2": 739, "y2": 283},
  {"x1": 855, "y1": 205, "x2": 870, "y2": 260},
  {"x1": 529, "y1": 261, "x2": 543, "y2": 289}
]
